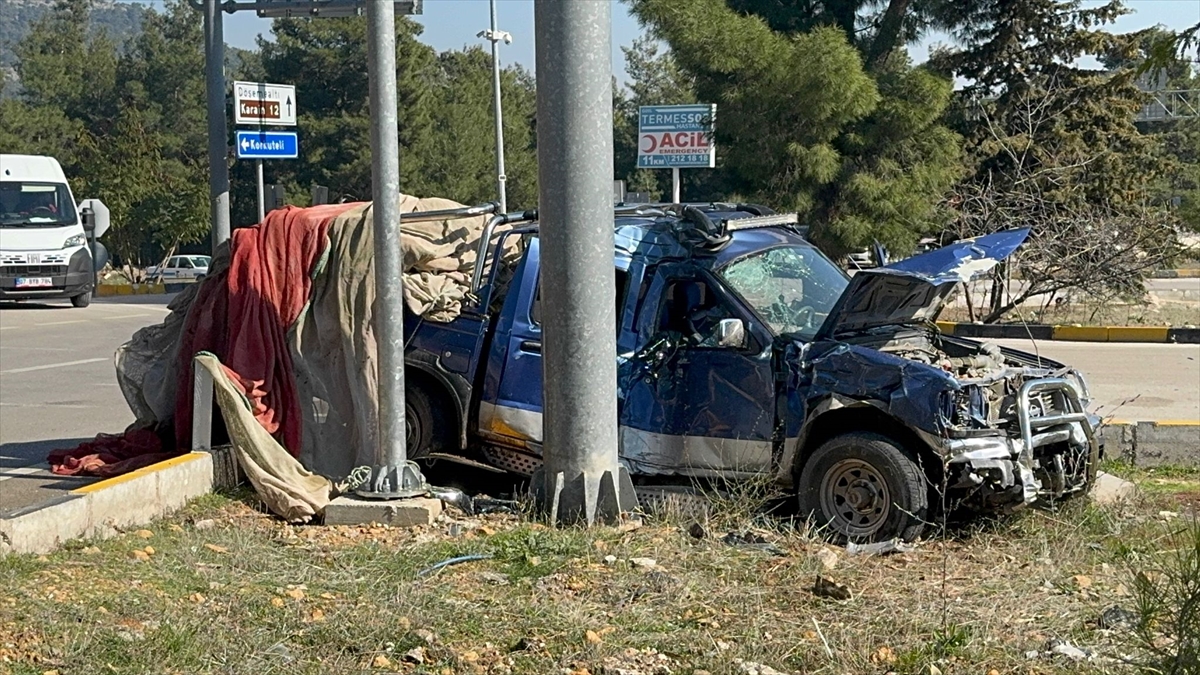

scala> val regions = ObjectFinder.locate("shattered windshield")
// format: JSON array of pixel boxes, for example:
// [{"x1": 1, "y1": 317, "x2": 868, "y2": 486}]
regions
[
  {"x1": 0, "y1": 182, "x2": 78, "y2": 227},
  {"x1": 719, "y1": 245, "x2": 848, "y2": 340}
]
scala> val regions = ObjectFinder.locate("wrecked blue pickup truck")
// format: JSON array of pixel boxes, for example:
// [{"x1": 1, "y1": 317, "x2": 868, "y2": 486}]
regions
[{"x1": 402, "y1": 203, "x2": 1100, "y2": 541}]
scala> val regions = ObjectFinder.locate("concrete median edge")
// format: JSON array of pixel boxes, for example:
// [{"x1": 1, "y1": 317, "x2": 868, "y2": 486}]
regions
[
  {"x1": 936, "y1": 321, "x2": 1200, "y2": 344},
  {"x1": 0, "y1": 452, "x2": 215, "y2": 556},
  {"x1": 1100, "y1": 421, "x2": 1200, "y2": 468}
]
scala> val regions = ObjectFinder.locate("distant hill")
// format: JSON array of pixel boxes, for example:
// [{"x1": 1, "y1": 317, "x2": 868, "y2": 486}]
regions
[{"x1": 0, "y1": 0, "x2": 146, "y2": 71}]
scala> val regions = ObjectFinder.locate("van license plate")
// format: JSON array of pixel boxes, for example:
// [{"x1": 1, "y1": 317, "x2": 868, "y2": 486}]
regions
[{"x1": 15, "y1": 278, "x2": 52, "y2": 288}]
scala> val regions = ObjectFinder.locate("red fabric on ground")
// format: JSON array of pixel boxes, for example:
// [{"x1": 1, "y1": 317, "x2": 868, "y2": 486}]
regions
[
  {"x1": 173, "y1": 203, "x2": 355, "y2": 456},
  {"x1": 48, "y1": 428, "x2": 175, "y2": 478},
  {"x1": 49, "y1": 202, "x2": 357, "y2": 478}
]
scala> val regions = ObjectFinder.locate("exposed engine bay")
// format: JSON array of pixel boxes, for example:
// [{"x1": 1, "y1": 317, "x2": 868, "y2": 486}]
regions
[{"x1": 839, "y1": 326, "x2": 1099, "y2": 510}]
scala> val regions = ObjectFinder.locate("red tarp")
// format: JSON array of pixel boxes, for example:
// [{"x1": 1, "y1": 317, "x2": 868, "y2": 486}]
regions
[{"x1": 49, "y1": 203, "x2": 358, "y2": 478}]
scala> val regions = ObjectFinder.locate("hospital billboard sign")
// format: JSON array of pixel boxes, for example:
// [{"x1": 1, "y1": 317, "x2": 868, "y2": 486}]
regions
[{"x1": 637, "y1": 104, "x2": 716, "y2": 169}]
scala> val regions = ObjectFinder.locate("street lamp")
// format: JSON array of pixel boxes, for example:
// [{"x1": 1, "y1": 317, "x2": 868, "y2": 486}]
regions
[{"x1": 477, "y1": 0, "x2": 511, "y2": 213}]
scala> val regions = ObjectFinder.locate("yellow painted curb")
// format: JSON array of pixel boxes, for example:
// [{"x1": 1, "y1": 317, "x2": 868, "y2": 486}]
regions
[
  {"x1": 1107, "y1": 326, "x2": 1170, "y2": 343},
  {"x1": 1148, "y1": 420, "x2": 1200, "y2": 427},
  {"x1": 71, "y1": 452, "x2": 207, "y2": 495},
  {"x1": 96, "y1": 285, "x2": 118, "y2": 297},
  {"x1": 1052, "y1": 325, "x2": 1110, "y2": 342}
]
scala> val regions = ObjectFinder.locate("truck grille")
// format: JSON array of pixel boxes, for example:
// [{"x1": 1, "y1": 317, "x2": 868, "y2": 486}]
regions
[{"x1": 0, "y1": 265, "x2": 68, "y2": 278}]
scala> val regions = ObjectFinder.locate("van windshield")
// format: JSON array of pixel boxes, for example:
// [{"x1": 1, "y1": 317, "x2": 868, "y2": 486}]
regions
[{"x1": 0, "y1": 182, "x2": 78, "y2": 227}]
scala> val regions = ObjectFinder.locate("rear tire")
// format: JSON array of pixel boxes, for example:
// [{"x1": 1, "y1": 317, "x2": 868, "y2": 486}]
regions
[
  {"x1": 70, "y1": 292, "x2": 91, "y2": 308},
  {"x1": 405, "y1": 385, "x2": 450, "y2": 460},
  {"x1": 797, "y1": 432, "x2": 928, "y2": 543}
]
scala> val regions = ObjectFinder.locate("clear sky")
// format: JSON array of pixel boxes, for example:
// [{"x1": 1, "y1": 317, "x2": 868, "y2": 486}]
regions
[{"x1": 205, "y1": 0, "x2": 1200, "y2": 84}]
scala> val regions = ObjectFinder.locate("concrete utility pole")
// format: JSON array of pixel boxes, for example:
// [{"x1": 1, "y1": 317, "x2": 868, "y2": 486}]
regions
[
  {"x1": 478, "y1": 0, "x2": 511, "y2": 213},
  {"x1": 203, "y1": 0, "x2": 230, "y2": 252},
  {"x1": 359, "y1": 0, "x2": 426, "y2": 498},
  {"x1": 533, "y1": 0, "x2": 634, "y2": 525}
]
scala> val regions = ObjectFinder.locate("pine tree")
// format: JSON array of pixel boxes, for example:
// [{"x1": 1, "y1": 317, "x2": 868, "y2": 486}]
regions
[{"x1": 628, "y1": 0, "x2": 964, "y2": 255}]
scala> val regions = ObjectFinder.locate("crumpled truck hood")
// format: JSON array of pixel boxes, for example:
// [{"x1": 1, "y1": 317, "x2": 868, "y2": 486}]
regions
[{"x1": 815, "y1": 228, "x2": 1030, "y2": 339}]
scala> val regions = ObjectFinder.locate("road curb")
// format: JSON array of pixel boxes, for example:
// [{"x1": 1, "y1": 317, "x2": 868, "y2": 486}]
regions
[
  {"x1": 0, "y1": 452, "x2": 214, "y2": 556},
  {"x1": 1100, "y1": 421, "x2": 1200, "y2": 468},
  {"x1": 96, "y1": 283, "x2": 167, "y2": 296},
  {"x1": 937, "y1": 321, "x2": 1200, "y2": 344}
]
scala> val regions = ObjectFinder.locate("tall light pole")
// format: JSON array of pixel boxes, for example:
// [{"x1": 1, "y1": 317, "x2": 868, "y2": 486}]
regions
[
  {"x1": 203, "y1": 0, "x2": 230, "y2": 252},
  {"x1": 478, "y1": 0, "x2": 511, "y2": 213},
  {"x1": 534, "y1": 0, "x2": 635, "y2": 525}
]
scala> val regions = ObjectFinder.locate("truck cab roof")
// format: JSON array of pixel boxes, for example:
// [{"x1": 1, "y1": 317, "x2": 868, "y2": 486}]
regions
[{"x1": 609, "y1": 202, "x2": 815, "y2": 268}]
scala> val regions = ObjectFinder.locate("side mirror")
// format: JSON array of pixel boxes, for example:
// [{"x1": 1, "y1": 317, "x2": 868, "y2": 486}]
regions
[
  {"x1": 78, "y1": 199, "x2": 110, "y2": 238},
  {"x1": 717, "y1": 318, "x2": 747, "y2": 349}
]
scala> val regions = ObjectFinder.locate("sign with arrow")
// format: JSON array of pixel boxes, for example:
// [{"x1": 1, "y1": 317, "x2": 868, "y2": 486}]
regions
[
  {"x1": 233, "y1": 81, "x2": 297, "y2": 126},
  {"x1": 236, "y1": 130, "x2": 299, "y2": 159}
]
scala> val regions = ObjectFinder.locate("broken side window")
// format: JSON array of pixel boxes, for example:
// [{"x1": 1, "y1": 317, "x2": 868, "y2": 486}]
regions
[{"x1": 531, "y1": 268, "x2": 630, "y2": 338}]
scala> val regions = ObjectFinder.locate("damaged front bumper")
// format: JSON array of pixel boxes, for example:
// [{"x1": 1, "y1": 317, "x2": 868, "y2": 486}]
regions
[{"x1": 940, "y1": 378, "x2": 1100, "y2": 510}]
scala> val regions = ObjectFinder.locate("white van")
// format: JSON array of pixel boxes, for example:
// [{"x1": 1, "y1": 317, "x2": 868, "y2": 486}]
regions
[{"x1": 0, "y1": 155, "x2": 109, "y2": 307}]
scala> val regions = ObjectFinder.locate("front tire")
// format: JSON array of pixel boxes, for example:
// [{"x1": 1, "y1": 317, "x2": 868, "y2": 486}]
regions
[
  {"x1": 797, "y1": 432, "x2": 928, "y2": 543},
  {"x1": 70, "y1": 292, "x2": 91, "y2": 308}
]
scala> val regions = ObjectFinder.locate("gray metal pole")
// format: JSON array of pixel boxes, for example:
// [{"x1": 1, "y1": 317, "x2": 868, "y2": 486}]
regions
[
  {"x1": 358, "y1": 0, "x2": 425, "y2": 499},
  {"x1": 256, "y1": 160, "x2": 265, "y2": 223},
  {"x1": 488, "y1": 0, "x2": 507, "y2": 213},
  {"x1": 204, "y1": 0, "x2": 230, "y2": 252},
  {"x1": 534, "y1": 0, "x2": 633, "y2": 525}
]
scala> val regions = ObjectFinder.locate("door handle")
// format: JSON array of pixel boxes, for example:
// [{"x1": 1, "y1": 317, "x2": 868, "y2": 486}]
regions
[{"x1": 519, "y1": 340, "x2": 542, "y2": 354}]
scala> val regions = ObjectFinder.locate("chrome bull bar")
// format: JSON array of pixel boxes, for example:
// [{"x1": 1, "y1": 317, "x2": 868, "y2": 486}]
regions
[{"x1": 1016, "y1": 377, "x2": 1096, "y2": 462}]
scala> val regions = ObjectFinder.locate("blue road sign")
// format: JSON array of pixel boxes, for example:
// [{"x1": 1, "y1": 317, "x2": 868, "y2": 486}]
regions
[
  {"x1": 236, "y1": 130, "x2": 299, "y2": 159},
  {"x1": 637, "y1": 104, "x2": 716, "y2": 169}
]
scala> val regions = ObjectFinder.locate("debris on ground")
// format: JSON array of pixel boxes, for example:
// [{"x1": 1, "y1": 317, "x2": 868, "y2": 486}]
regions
[
  {"x1": 845, "y1": 539, "x2": 917, "y2": 555},
  {"x1": 1096, "y1": 605, "x2": 1138, "y2": 630},
  {"x1": 812, "y1": 575, "x2": 851, "y2": 601},
  {"x1": 687, "y1": 522, "x2": 707, "y2": 540},
  {"x1": 628, "y1": 557, "x2": 658, "y2": 570},
  {"x1": 417, "y1": 553, "x2": 493, "y2": 577},
  {"x1": 722, "y1": 530, "x2": 787, "y2": 556},
  {"x1": 1028, "y1": 639, "x2": 1096, "y2": 661}
]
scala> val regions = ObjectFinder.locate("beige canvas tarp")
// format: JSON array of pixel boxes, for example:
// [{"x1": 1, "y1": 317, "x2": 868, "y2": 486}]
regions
[{"x1": 114, "y1": 195, "x2": 522, "y2": 517}]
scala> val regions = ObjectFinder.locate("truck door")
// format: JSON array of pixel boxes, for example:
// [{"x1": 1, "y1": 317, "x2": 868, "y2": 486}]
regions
[
  {"x1": 478, "y1": 238, "x2": 634, "y2": 459},
  {"x1": 618, "y1": 266, "x2": 777, "y2": 477}
]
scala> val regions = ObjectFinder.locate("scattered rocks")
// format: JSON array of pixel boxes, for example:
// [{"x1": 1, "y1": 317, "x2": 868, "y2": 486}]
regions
[
  {"x1": 734, "y1": 658, "x2": 791, "y2": 675},
  {"x1": 629, "y1": 557, "x2": 658, "y2": 570},
  {"x1": 1090, "y1": 472, "x2": 1137, "y2": 505},
  {"x1": 600, "y1": 647, "x2": 676, "y2": 675},
  {"x1": 402, "y1": 646, "x2": 426, "y2": 664},
  {"x1": 194, "y1": 519, "x2": 216, "y2": 531},
  {"x1": 815, "y1": 547, "x2": 839, "y2": 571}
]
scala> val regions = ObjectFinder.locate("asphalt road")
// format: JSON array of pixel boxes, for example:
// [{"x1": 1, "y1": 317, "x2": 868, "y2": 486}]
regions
[
  {"x1": 0, "y1": 295, "x2": 172, "y2": 513},
  {"x1": 993, "y1": 339, "x2": 1200, "y2": 422}
]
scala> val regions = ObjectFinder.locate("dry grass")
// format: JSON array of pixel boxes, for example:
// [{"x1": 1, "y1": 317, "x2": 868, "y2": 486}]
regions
[{"x1": 0, "y1": 476, "x2": 1197, "y2": 675}]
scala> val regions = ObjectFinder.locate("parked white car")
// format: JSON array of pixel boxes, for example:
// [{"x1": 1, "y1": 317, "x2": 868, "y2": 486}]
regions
[{"x1": 147, "y1": 255, "x2": 210, "y2": 280}]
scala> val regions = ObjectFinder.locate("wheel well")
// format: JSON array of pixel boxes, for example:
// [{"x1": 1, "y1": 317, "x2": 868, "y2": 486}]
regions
[
  {"x1": 405, "y1": 368, "x2": 462, "y2": 449},
  {"x1": 794, "y1": 406, "x2": 944, "y2": 486}
]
